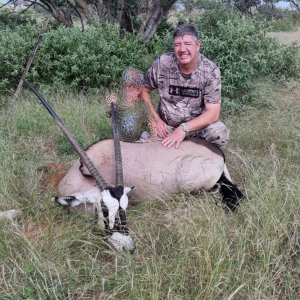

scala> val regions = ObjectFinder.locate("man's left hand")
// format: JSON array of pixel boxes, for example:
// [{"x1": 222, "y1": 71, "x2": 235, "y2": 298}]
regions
[{"x1": 161, "y1": 126, "x2": 185, "y2": 149}]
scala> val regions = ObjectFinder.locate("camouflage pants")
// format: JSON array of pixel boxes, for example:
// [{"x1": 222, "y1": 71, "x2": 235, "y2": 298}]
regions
[
  {"x1": 188, "y1": 121, "x2": 229, "y2": 148},
  {"x1": 139, "y1": 121, "x2": 229, "y2": 148}
]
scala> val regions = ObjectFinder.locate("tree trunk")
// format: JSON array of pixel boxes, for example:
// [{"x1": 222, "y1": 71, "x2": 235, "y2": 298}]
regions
[
  {"x1": 116, "y1": 0, "x2": 125, "y2": 22},
  {"x1": 106, "y1": 1, "x2": 115, "y2": 23},
  {"x1": 138, "y1": 0, "x2": 176, "y2": 42},
  {"x1": 140, "y1": 5, "x2": 163, "y2": 41},
  {"x1": 47, "y1": 0, "x2": 73, "y2": 27},
  {"x1": 56, "y1": 7, "x2": 73, "y2": 27},
  {"x1": 96, "y1": 0, "x2": 105, "y2": 22},
  {"x1": 75, "y1": 0, "x2": 90, "y2": 20}
]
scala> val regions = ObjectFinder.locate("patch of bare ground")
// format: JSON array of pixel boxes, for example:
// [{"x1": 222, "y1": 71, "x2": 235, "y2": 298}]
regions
[{"x1": 268, "y1": 27, "x2": 300, "y2": 45}]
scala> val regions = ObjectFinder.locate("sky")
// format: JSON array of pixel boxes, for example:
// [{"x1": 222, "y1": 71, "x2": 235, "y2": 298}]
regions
[{"x1": 277, "y1": 1, "x2": 291, "y2": 9}]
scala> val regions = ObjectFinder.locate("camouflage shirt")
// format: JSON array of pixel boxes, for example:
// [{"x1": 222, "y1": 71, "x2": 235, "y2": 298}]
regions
[{"x1": 144, "y1": 52, "x2": 221, "y2": 127}]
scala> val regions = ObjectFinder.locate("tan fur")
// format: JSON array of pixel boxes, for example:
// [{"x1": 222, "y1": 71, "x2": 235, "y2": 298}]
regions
[{"x1": 58, "y1": 138, "x2": 225, "y2": 202}]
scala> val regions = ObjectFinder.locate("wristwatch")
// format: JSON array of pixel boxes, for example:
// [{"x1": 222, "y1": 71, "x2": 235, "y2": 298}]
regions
[{"x1": 181, "y1": 122, "x2": 190, "y2": 134}]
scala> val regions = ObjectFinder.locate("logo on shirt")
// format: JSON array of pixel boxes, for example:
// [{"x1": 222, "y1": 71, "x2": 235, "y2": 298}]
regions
[{"x1": 169, "y1": 85, "x2": 200, "y2": 98}]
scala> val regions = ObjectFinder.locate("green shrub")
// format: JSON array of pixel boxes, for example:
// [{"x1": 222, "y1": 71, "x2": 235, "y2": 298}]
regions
[
  {"x1": 33, "y1": 25, "x2": 150, "y2": 89},
  {"x1": 0, "y1": 24, "x2": 38, "y2": 91},
  {"x1": 0, "y1": 23, "x2": 151, "y2": 91},
  {"x1": 0, "y1": 8, "x2": 37, "y2": 28},
  {"x1": 147, "y1": 29, "x2": 173, "y2": 58}
]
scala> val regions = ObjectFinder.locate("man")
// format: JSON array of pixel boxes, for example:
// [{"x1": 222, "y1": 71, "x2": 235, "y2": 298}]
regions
[{"x1": 140, "y1": 24, "x2": 229, "y2": 149}]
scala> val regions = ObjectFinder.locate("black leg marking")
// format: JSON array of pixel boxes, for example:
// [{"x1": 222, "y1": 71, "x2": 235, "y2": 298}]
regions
[{"x1": 217, "y1": 173, "x2": 244, "y2": 213}]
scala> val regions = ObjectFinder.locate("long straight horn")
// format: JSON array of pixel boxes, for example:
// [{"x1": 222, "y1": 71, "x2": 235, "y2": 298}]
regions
[
  {"x1": 110, "y1": 101, "x2": 123, "y2": 186},
  {"x1": 24, "y1": 80, "x2": 108, "y2": 190}
]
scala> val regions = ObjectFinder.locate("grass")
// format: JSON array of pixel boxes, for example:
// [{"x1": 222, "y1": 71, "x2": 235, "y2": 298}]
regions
[{"x1": 0, "y1": 80, "x2": 300, "y2": 299}]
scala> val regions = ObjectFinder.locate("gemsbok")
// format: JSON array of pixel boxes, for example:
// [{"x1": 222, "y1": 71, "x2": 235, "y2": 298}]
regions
[{"x1": 58, "y1": 136, "x2": 243, "y2": 212}]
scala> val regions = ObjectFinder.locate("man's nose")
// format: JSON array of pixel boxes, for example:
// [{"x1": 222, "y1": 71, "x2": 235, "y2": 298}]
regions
[{"x1": 178, "y1": 44, "x2": 188, "y2": 52}]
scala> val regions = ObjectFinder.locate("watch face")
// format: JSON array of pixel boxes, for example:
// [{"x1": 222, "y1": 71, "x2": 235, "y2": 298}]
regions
[{"x1": 182, "y1": 123, "x2": 189, "y2": 132}]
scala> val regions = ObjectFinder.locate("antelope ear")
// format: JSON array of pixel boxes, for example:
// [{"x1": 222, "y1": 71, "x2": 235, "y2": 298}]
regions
[{"x1": 124, "y1": 186, "x2": 134, "y2": 194}]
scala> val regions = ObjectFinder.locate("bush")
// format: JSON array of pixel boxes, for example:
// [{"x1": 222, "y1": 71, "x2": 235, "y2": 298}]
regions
[
  {"x1": 0, "y1": 8, "x2": 37, "y2": 28},
  {"x1": 0, "y1": 24, "x2": 38, "y2": 91},
  {"x1": 0, "y1": 23, "x2": 151, "y2": 91},
  {"x1": 33, "y1": 24, "x2": 150, "y2": 90}
]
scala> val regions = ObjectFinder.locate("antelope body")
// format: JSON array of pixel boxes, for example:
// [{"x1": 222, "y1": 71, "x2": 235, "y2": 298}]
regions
[{"x1": 58, "y1": 138, "x2": 241, "y2": 209}]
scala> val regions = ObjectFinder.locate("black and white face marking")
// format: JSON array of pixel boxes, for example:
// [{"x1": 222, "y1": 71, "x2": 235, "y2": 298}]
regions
[
  {"x1": 102, "y1": 186, "x2": 135, "y2": 251},
  {"x1": 101, "y1": 186, "x2": 133, "y2": 232}
]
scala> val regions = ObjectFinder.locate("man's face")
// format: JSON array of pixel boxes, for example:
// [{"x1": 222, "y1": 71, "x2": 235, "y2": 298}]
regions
[{"x1": 173, "y1": 35, "x2": 201, "y2": 69}]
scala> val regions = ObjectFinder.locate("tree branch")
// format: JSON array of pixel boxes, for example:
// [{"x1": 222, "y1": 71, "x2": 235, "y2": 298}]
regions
[{"x1": 0, "y1": 0, "x2": 14, "y2": 9}]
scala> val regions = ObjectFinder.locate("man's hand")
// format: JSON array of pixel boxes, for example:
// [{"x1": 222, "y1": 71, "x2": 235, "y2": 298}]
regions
[
  {"x1": 162, "y1": 126, "x2": 185, "y2": 149},
  {"x1": 155, "y1": 118, "x2": 169, "y2": 138}
]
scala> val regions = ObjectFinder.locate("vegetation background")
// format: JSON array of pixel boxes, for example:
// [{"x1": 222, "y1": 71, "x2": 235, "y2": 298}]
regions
[{"x1": 0, "y1": 1, "x2": 300, "y2": 299}]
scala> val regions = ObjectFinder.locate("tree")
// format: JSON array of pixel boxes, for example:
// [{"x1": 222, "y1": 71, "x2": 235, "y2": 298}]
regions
[
  {"x1": 137, "y1": 0, "x2": 177, "y2": 41},
  {"x1": 289, "y1": 0, "x2": 300, "y2": 11},
  {"x1": 0, "y1": 0, "x2": 177, "y2": 41}
]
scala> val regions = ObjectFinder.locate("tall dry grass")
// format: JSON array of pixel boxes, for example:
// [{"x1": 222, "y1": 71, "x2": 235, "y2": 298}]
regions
[{"x1": 0, "y1": 80, "x2": 299, "y2": 299}]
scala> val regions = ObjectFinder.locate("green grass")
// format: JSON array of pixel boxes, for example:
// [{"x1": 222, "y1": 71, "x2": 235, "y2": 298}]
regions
[{"x1": 0, "y1": 81, "x2": 300, "y2": 299}]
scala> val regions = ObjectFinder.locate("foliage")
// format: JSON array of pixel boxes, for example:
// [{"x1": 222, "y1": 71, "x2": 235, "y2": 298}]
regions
[
  {"x1": 0, "y1": 24, "x2": 38, "y2": 91},
  {"x1": 0, "y1": 24, "x2": 151, "y2": 91},
  {"x1": 146, "y1": 29, "x2": 173, "y2": 58},
  {"x1": 178, "y1": 0, "x2": 220, "y2": 11},
  {"x1": 219, "y1": 0, "x2": 299, "y2": 17},
  {"x1": 2, "y1": 0, "x2": 177, "y2": 41},
  {"x1": 0, "y1": 7, "x2": 37, "y2": 28}
]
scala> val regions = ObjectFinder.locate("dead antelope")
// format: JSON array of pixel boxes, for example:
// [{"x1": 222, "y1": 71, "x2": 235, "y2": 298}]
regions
[
  {"x1": 24, "y1": 80, "x2": 134, "y2": 251},
  {"x1": 58, "y1": 138, "x2": 243, "y2": 212}
]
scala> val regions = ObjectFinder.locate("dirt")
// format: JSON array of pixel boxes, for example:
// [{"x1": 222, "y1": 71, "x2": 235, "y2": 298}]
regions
[
  {"x1": 268, "y1": 27, "x2": 300, "y2": 45},
  {"x1": 39, "y1": 162, "x2": 70, "y2": 191}
]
